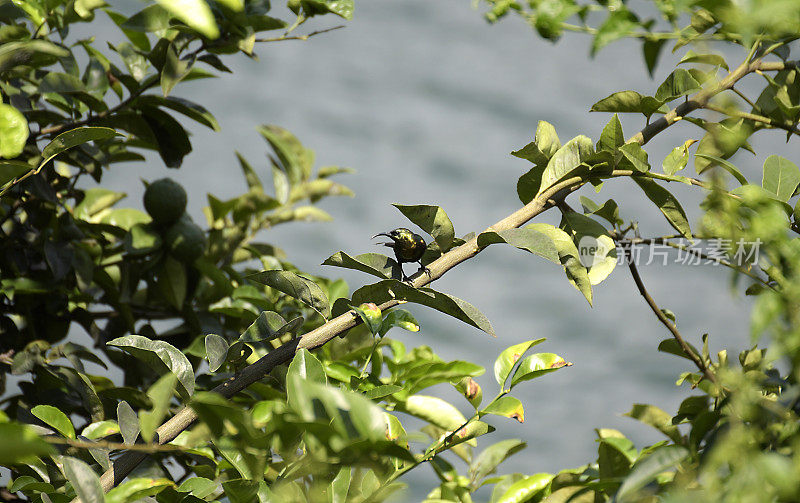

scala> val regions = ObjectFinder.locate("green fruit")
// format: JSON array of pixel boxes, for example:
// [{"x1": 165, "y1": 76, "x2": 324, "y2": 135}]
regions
[
  {"x1": 164, "y1": 216, "x2": 206, "y2": 263},
  {"x1": 143, "y1": 178, "x2": 187, "y2": 224}
]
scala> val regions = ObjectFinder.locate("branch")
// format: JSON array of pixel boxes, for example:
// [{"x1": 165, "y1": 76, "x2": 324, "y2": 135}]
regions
[
  {"x1": 620, "y1": 243, "x2": 718, "y2": 386},
  {"x1": 90, "y1": 52, "x2": 777, "y2": 497},
  {"x1": 254, "y1": 25, "x2": 344, "y2": 43},
  {"x1": 628, "y1": 59, "x2": 798, "y2": 145},
  {"x1": 614, "y1": 235, "x2": 776, "y2": 291},
  {"x1": 703, "y1": 102, "x2": 800, "y2": 138}
]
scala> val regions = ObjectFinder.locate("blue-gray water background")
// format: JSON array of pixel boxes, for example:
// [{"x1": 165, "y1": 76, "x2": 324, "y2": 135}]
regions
[{"x1": 45, "y1": 0, "x2": 798, "y2": 499}]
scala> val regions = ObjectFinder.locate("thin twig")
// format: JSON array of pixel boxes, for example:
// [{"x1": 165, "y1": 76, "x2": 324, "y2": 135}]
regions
[
  {"x1": 620, "y1": 243, "x2": 718, "y2": 385},
  {"x1": 44, "y1": 437, "x2": 189, "y2": 453},
  {"x1": 703, "y1": 102, "x2": 800, "y2": 137},
  {"x1": 615, "y1": 236, "x2": 776, "y2": 291},
  {"x1": 255, "y1": 25, "x2": 344, "y2": 43}
]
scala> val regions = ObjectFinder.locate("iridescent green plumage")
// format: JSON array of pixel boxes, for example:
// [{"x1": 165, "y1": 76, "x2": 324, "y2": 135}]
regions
[{"x1": 373, "y1": 227, "x2": 429, "y2": 281}]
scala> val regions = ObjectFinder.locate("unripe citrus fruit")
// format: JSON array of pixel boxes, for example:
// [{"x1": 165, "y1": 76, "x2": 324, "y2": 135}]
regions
[
  {"x1": 143, "y1": 178, "x2": 187, "y2": 225},
  {"x1": 164, "y1": 215, "x2": 206, "y2": 263}
]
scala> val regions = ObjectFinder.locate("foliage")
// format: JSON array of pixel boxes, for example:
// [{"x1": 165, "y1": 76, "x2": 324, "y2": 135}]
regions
[{"x1": 1, "y1": 0, "x2": 799, "y2": 502}]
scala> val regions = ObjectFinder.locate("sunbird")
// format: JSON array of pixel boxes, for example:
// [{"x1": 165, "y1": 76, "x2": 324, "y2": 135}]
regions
[{"x1": 373, "y1": 228, "x2": 429, "y2": 281}]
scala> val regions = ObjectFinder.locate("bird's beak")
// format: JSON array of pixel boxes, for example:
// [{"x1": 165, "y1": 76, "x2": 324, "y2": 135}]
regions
[{"x1": 372, "y1": 232, "x2": 392, "y2": 240}]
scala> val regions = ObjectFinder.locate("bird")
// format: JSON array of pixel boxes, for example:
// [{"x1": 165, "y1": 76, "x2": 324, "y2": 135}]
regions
[{"x1": 373, "y1": 228, "x2": 430, "y2": 282}]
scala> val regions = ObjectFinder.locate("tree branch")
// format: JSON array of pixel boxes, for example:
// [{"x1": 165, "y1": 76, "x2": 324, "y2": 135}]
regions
[
  {"x1": 254, "y1": 25, "x2": 344, "y2": 43},
  {"x1": 620, "y1": 243, "x2": 718, "y2": 386},
  {"x1": 89, "y1": 51, "x2": 777, "y2": 497}
]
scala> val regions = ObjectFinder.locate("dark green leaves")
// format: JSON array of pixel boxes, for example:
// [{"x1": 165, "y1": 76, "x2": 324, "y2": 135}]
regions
[
  {"x1": 591, "y1": 91, "x2": 667, "y2": 117},
  {"x1": 393, "y1": 204, "x2": 455, "y2": 252},
  {"x1": 477, "y1": 228, "x2": 560, "y2": 264},
  {"x1": 40, "y1": 127, "x2": 119, "y2": 170},
  {"x1": 247, "y1": 270, "x2": 329, "y2": 318},
  {"x1": 632, "y1": 178, "x2": 692, "y2": 238},
  {"x1": 322, "y1": 252, "x2": 400, "y2": 279},
  {"x1": 107, "y1": 335, "x2": 195, "y2": 396},
  {"x1": 351, "y1": 280, "x2": 495, "y2": 337},
  {"x1": 654, "y1": 69, "x2": 702, "y2": 102}
]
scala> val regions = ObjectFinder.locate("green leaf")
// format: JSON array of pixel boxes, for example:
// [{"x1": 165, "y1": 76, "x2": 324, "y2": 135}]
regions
[
  {"x1": 136, "y1": 95, "x2": 220, "y2": 130},
  {"x1": 258, "y1": 125, "x2": 313, "y2": 185},
  {"x1": 122, "y1": 4, "x2": 172, "y2": 32},
  {"x1": 158, "y1": 256, "x2": 186, "y2": 310},
  {"x1": 527, "y1": 223, "x2": 593, "y2": 305},
  {"x1": 597, "y1": 114, "x2": 624, "y2": 153},
  {"x1": 139, "y1": 373, "x2": 177, "y2": 442},
  {"x1": 247, "y1": 270, "x2": 329, "y2": 318},
  {"x1": 393, "y1": 204, "x2": 455, "y2": 251},
  {"x1": 654, "y1": 68, "x2": 702, "y2": 102},
  {"x1": 538, "y1": 135, "x2": 594, "y2": 196},
  {"x1": 0, "y1": 423, "x2": 54, "y2": 464},
  {"x1": 580, "y1": 196, "x2": 621, "y2": 225},
  {"x1": 31, "y1": 405, "x2": 75, "y2": 439},
  {"x1": 177, "y1": 477, "x2": 218, "y2": 498},
  {"x1": 616, "y1": 445, "x2": 689, "y2": 500},
  {"x1": 496, "y1": 473, "x2": 554, "y2": 503},
  {"x1": 591, "y1": 91, "x2": 667, "y2": 116},
  {"x1": 60, "y1": 456, "x2": 104, "y2": 503},
  {"x1": 494, "y1": 339, "x2": 545, "y2": 387},
  {"x1": 619, "y1": 142, "x2": 650, "y2": 172},
  {"x1": 592, "y1": 8, "x2": 638, "y2": 55},
  {"x1": 563, "y1": 212, "x2": 617, "y2": 285},
  {"x1": 663, "y1": 141, "x2": 693, "y2": 175},
  {"x1": 364, "y1": 384, "x2": 403, "y2": 400},
  {"x1": 762, "y1": 155, "x2": 800, "y2": 202},
  {"x1": 516, "y1": 164, "x2": 546, "y2": 204},
  {"x1": 141, "y1": 106, "x2": 192, "y2": 168},
  {"x1": 81, "y1": 420, "x2": 120, "y2": 440},
  {"x1": 205, "y1": 334, "x2": 229, "y2": 372},
  {"x1": 624, "y1": 404, "x2": 682, "y2": 443},
  {"x1": 470, "y1": 439, "x2": 527, "y2": 483},
  {"x1": 40, "y1": 72, "x2": 86, "y2": 93},
  {"x1": 351, "y1": 280, "x2": 495, "y2": 337},
  {"x1": 401, "y1": 395, "x2": 466, "y2": 430},
  {"x1": 125, "y1": 223, "x2": 162, "y2": 255},
  {"x1": 678, "y1": 50, "x2": 729, "y2": 70},
  {"x1": 477, "y1": 228, "x2": 560, "y2": 264},
  {"x1": 106, "y1": 478, "x2": 174, "y2": 503},
  {"x1": 482, "y1": 396, "x2": 524, "y2": 423},
  {"x1": 322, "y1": 251, "x2": 399, "y2": 279},
  {"x1": 694, "y1": 154, "x2": 747, "y2": 184},
  {"x1": 288, "y1": 348, "x2": 326, "y2": 385},
  {"x1": 161, "y1": 43, "x2": 190, "y2": 96},
  {"x1": 509, "y1": 353, "x2": 571, "y2": 388},
  {"x1": 0, "y1": 104, "x2": 29, "y2": 159},
  {"x1": 643, "y1": 38, "x2": 666, "y2": 77},
  {"x1": 73, "y1": 188, "x2": 126, "y2": 219},
  {"x1": 117, "y1": 401, "x2": 139, "y2": 445},
  {"x1": 330, "y1": 467, "x2": 351, "y2": 503},
  {"x1": 239, "y1": 311, "x2": 303, "y2": 343},
  {"x1": 353, "y1": 303, "x2": 383, "y2": 335},
  {"x1": 155, "y1": 0, "x2": 219, "y2": 38},
  {"x1": 107, "y1": 334, "x2": 195, "y2": 396},
  {"x1": 632, "y1": 177, "x2": 692, "y2": 238},
  {"x1": 0, "y1": 160, "x2": 32, "y2": 185},
  {"x1": 39, "y1": 127, "x2": 119, "y2": 171},
  {"x1": 378, "y1": 309, "x2": 420, "y2": 337}
]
